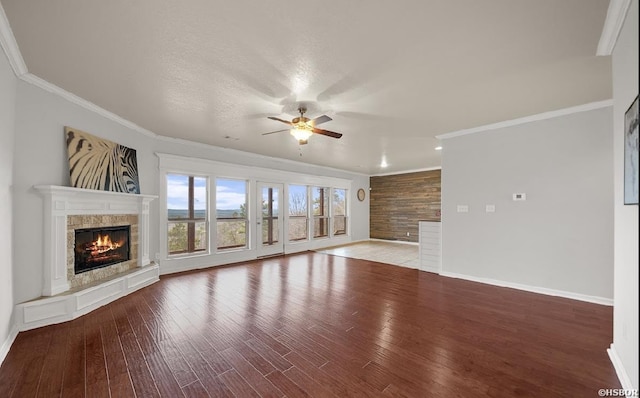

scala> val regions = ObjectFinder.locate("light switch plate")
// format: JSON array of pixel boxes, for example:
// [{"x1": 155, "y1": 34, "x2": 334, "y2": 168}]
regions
[
  {"x1": 457, "y1": 205, "x2": 469, "y2": 213},
  {"x1": 486, "y1": 205, "x2": 495, "y2": 213}
]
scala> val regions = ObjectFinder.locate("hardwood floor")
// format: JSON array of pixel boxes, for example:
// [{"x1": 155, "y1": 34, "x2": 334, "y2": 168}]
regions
[{"x1": 0, "y1": 252, "x2": 620, "y2": 397}]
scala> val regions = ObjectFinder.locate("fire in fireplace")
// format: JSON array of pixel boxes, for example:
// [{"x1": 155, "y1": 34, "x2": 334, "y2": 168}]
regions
[{"x1": 74, "y1": 225, "x2": 131, "y2": 274}]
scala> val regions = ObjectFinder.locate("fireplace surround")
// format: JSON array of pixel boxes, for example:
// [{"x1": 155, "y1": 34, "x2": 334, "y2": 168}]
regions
[
  {"x1": 13, "y1": 185, "x2": 159, "y2": 331},
  {"x1": 33, "y1": 185, "x2": 156, "y2": 295}
]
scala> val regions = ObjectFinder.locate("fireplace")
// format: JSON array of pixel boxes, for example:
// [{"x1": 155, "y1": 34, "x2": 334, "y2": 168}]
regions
[{"x1": 74, "y1": 225, "x2": 131, "y2": 274}]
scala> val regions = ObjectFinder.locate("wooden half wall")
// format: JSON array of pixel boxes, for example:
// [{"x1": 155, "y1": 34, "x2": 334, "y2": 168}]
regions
[{"x1": 370, "y1": 170, "x2": 441, "y2": 242}]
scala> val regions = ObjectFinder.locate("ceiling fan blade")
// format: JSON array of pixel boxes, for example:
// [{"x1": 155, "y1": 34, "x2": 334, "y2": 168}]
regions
[
  {"x1": 312, "y1": 127, "x2": 342, "y2": 139},
  {"x1": 309, "y1": 115, "x2": 332, "y2": 126},
  {"x1": 262, "y1": 129, "x2": 290, "y2": 136},
  {"x1": 267, "y1": 116, "x2": 293, "y2": 125}
]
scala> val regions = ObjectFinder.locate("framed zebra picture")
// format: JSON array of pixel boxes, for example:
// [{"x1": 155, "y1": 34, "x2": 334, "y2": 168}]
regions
[{"x1": 65, "y1": 127, "x2": 141, "y2": 194}]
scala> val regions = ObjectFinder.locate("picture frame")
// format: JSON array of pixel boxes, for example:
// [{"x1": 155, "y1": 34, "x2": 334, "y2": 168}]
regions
[
  {"x1": 624, "y1": 95, "x2": 639, "y2": 205},
  {"x1": 65, "y1": 127, "x2": 141, "y2": 194}
]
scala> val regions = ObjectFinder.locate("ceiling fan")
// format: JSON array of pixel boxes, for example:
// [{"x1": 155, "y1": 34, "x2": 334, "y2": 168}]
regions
[{"x1": 263, "y1": 107, "x2": 342, "y2": 145}]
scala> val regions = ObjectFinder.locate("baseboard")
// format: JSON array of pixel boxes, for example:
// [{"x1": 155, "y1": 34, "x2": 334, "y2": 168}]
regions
[
  {"x1": 0, "y1": 323, "x2": 19, "y2": 366},
  {"x1": 439, "y1": 271, "x2": 613, "y2": 306},
  {"x1": 15, "y1": 264, "x2": 160, "y2": 331},
  {"x1": 369, "y1": 238, "x2": 419, "y2": 246},
  {"x1": 607, "y1": 344, "x2": 635, "y2": 390}
]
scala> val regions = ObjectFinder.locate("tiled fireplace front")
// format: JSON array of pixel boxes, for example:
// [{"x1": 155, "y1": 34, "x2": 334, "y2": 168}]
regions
[{"x1": 67, "y1": 214, "x2": 138, "y2": 289}]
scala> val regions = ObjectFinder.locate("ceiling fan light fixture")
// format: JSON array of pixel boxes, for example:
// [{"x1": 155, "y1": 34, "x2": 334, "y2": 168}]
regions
[{"x1": 290, "y1": 127, "x2": 313, "y2": 142}]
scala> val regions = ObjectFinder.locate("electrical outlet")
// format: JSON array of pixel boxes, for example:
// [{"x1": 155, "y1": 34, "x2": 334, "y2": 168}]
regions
[
  {"x1": 457, "y1": 205, "x2": 469, "y2": 213},
  {"x1": 406, "y1": 232, "x2": 410, "y2": 237},
  {"x1": 513, "y1": 193, "x2": 526, "y2": 201}
]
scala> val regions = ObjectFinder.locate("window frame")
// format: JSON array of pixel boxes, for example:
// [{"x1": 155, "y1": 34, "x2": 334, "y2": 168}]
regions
[
  {"x1": 166, "y1": 174, "x2": 209, "y2": 256},
  {"x1": 215, "y1": 177, "x2": 249, "y2": 251}
]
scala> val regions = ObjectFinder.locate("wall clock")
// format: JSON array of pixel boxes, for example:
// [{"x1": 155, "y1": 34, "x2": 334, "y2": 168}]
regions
[{"x1": 357, "y1": 188, "x2": 366, "y2": 201}]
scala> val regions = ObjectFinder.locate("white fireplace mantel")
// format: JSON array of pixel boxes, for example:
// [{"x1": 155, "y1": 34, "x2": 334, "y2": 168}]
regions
[{"x1": 34, "y1": 185, "x2": 158, "y2": 296}]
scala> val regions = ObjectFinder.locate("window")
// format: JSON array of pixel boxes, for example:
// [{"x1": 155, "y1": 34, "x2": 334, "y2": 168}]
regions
[
  {"x1": 167, "y1": 174, "x2": 208, "y2": 255},
  {"x1": 333, "y1": 188, "x2": 347, "y2": 235},
  {"x1": 288, "y1": 185, "x2": 308, "y2": 241},
  {"x1": 216, "y1": 178, "x2": 248, "y2": 250},
  {"x1": 312, "y1": 186, "x2": 329, "y2": 238}
]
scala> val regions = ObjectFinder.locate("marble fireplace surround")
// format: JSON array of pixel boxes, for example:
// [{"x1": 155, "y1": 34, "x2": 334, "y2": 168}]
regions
[{"x1": 14, "y1": 186, "x2": 159, "y2": 331}]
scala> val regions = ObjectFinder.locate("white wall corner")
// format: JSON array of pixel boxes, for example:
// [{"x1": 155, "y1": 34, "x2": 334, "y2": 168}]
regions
[
  {"x1": 0, "y1": 2, "x2": 27, "y2": 76},
  {"x1": 0, "y1": 322, "x2": 19, "y2": 367},
  {"x1": 597, "y1": 0, "x2": 633, "y2": 56},
  {"x1": 607, "y1": 344, "x2": 635, "y2": 390}
]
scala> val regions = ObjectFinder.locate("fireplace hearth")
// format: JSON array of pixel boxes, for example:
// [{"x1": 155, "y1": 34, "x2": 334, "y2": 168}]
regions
[{"x1": 74, "y1": 225, "x2": 131, "y2": 274}]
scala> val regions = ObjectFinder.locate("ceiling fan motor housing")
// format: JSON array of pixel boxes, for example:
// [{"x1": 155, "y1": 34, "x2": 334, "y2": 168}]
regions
[{"x1": 292, "y1": 116, "x2": 310, "y2": 125}]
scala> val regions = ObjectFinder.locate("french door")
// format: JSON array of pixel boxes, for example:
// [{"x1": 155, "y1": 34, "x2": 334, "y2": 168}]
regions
[{"x1": 256, "y1": 182, "x2": 284, "y2": 257}]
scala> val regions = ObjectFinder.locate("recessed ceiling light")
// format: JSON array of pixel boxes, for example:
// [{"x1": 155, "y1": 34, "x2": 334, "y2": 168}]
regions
[{"x1": 435, "y1": 146, "x2": 442, "y2": 151}]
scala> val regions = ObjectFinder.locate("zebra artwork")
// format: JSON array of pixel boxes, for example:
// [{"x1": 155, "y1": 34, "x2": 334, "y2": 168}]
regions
[{"x1": 65, "y1": 127, "x2": 141, "y2": 194}]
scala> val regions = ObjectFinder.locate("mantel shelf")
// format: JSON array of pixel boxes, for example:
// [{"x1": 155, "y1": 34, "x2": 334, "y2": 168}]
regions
[{"x1": 34, "y1": 185, "x2": 158, "y2": 201}]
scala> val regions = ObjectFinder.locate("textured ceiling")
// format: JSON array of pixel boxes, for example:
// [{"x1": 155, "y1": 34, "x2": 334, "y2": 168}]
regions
[{"x1": 2, "y1": 0, "x2": 611, "y2": 174}]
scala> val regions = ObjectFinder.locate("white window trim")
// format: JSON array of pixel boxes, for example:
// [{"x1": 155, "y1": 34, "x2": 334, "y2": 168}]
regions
[{"x1": 157, "y1": 153, "x2": 353, "y2": 274}]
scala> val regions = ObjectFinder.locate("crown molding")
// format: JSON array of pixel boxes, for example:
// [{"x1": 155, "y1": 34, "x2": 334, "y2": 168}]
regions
[
  {"x1": 371, "y1": 166, "x2": 441, "y2": 177},
  {"x1": 0, "y1": 2, "x2": 27, "y2": 76},
  {"x1": 19, "y1": 72, "x2": 369, "y2": 178},
  {"x1": 20, "y1": 73, "x2": 157, "y2": 138},
  {"x1": 436, "y1": 100, "x2": 613, "y2": 140},
  {"x1": 597, "y1": 0, "x2": 632, "y2": 56}
]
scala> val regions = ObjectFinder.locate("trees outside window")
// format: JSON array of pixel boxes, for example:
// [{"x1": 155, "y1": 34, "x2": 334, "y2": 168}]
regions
[
  {"x1": 167, "y1": 174, "x2": 207, "y2": 255},
  {"x1": 216, "y1": 178, "x2": 248, "y2": 250},
  {"x1": 313, "y1": 187, "x2": 329, "y2": 238},
  {"x1": 288, "y1": 185, "x2": 308, "y2": 241},
  {"x1": 333, "y1": 188, "x2": 347, "y2": 235}
]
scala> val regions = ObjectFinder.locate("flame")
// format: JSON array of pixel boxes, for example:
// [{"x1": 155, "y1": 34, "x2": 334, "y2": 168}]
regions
[{"x1": 88, "y1": 234, "x2": 122, "y2": 256}]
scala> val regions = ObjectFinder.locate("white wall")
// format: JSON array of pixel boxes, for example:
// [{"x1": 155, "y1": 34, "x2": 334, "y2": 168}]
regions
[
  {"x1": 441, "y1": 106, "x2": 613, "y2": 302},
  {"x1": 12, "y1": 80, "x2": 369, "y2": 304},
  {"x1": 611, "y1": 0, "x2": 639, "y2": 389},
  {"x1": 0, "y1": 47, "x2": 16, "y2": 358}
]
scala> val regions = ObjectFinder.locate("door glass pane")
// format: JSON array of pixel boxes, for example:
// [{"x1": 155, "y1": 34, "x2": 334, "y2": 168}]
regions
[
  {"x1": 262, "y1": 186, "x2": 280, "y2": 246},
  {"x1": 262, "y1": 221, "x2": 280, "y2": 245}
]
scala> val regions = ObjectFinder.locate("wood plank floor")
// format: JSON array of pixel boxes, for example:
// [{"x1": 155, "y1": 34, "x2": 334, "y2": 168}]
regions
[{"x1": 0, "y1": 252, "x2": 621, "y2": 397}]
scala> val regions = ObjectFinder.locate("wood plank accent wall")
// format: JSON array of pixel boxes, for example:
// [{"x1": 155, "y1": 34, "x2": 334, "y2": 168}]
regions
[{"x1": 370, "y1": 170, "x2": 441, "y2": 242}]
